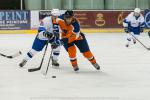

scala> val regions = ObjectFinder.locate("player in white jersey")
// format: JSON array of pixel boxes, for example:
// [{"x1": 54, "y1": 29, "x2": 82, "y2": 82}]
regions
[
  {"x1": 123, "y1": 8, "x2": 145, "y2": 47},
  {"x1": 19, "y1": 9, "x2": 62, "y2": 68}
]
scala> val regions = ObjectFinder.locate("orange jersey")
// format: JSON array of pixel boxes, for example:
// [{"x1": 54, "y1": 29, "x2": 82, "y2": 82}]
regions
[{"x1": 56, "y1": 16, "x2": 82, "y2": 43}]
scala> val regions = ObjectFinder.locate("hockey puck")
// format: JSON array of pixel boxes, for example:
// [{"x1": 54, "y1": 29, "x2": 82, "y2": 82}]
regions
[{"x1": 52, "y1": 76, "x2": 56, "y2": 78}]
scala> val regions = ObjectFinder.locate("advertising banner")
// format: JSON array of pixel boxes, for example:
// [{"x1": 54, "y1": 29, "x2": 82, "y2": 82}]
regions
[
  {"x1": 39, "y1": 11, "x2": 51, "y2": 20},
  {"x1": 0, "y1": 10, "x2": 30, "y2": 30},
  {"x1": 38, "y1": 10, "x2": 130, "y2": 29},
  {"x1": 39, "y1": 10, "x2": 65, "y2": 20},
  {"x1": 37, "y1": 10, "x2": 147, "y2": 29},
  {"x1": 74, "y1": 11, "x2": 130, "y2": 28}
]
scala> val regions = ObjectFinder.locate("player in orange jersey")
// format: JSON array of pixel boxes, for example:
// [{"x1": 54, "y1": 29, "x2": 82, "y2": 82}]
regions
[{"x1": 57, "y1": 10, "x2": 100, "y2": 71}]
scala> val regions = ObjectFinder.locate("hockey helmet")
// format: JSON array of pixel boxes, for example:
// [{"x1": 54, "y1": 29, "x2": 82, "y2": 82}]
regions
[
  {"x1": 64, "y1": 10, "x2": 74, "y2": 25},
  {"x1": 51, "y1": 9, "x2": 60, "y2": 17},
  {"x1": 64, "y1": 10, "x2": 74, "y2": 18},
  {"x1": 134, "y1": 8, "x2": 141, "y2": 14}
]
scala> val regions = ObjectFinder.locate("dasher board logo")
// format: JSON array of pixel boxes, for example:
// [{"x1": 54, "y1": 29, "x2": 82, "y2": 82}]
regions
[
  {"x1": 145, "y1": 11, "x2": 150, "y2": 28},
  {"x1": 39, "y1": 11, "x2": 51, "y2": 20},
  {"x1": 0, "y1": 10, "x2": 30, "y2": 30}
]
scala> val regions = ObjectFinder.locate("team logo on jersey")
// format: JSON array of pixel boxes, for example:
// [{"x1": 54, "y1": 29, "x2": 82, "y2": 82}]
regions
[
  {"x1": 53, "y1": 25, "x2": 58, "y2": 28},
  {"x1": 145, "y1": 11, "x2": 150, "y2": 28},
  {"x1": 53, "y1": 24, "x2": 59, "y2": 32}
]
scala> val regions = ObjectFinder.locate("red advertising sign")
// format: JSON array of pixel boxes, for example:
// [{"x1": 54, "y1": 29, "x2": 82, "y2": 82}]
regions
[{"x1": 74, "y1": 11, "x2": 131, "y2": 28}]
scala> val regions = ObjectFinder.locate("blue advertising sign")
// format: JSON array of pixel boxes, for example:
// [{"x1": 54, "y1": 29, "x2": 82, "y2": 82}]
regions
[
  {"x1": 0, "y1": 10, "x2": 30, "y2": 30},
  {"x1": 144, "y1": 10, "x2": 150, "y2": 29}
]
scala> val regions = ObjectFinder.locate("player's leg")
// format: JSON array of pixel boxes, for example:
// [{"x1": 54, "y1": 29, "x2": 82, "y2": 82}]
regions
[
  {"x1": 68, "y1": 44, "x2": 79, "y2": 71},
  {"x1": 75, "y1": 33, "x2": 100, "y2": 70},
  {"x1": 131, "y1": 27, "x2": 140, "y2": 44},
  {"x1": 62, "y1": 38, "x2": 79, "y2": 71},
  {"x1": 51, "y1": 45, "x2": 61, "y2": 67},
  {"x1": 19, "y1": 37, "x2": 47, "y2": 67},
  {"x1": 125, "y1": 33, "x2": 132, "y2": 47}
]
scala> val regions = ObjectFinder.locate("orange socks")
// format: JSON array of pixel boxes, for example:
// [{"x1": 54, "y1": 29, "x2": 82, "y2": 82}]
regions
[{"x1": 83, "y1": 51, "x2": 96, "y2": 64}]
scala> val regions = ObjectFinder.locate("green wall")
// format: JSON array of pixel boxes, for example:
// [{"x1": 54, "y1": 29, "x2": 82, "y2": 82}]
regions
[
  {"x1": 105, "y1": 0, "x2": 135, "y2": 9},
  {"x1": 25, "y1": 0, "x2": 150, "y2": 10},
  {"x1": 25, "y1": 0, "x2": 42, "y2": 10}
]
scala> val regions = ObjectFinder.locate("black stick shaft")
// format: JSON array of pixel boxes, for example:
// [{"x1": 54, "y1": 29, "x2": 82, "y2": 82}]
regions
[
  {"x1": 28, "y1": 42, "x2": 49, "y2": 72},
  {"x1": 44, "y1": 49, "x2": 53, "y2": 75},
  {"x1": 130, "y1": 33, "x2": 150, "y2": 50}
]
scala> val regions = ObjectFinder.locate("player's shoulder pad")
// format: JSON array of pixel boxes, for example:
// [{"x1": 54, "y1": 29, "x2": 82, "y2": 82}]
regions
[
  {"x1": 128, "y1": 12, "x2": 134, "y2": 17},
  {"x1": 139, "y1": 13, "x2": 144, "y2": 18},
  {"x1": 58, "y1": 14, "x2": 65, "y2": 20},
  {"x1": 72, "y1": 18, "x2": 80, "y2": 33},
  {"x1": 42, "y1": 16, "x2": 52, "y2": 23},
  {"x1": 56, "y1": 18, "x2": 64, "y2": 23}
]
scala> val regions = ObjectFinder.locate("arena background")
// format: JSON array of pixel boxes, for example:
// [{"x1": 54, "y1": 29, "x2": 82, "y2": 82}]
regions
[
  {"x1": 0, "y1": 0, "x2": 149, "y2": 34},
  {"x1": 1, "y1": 1, "x2": 150, "y2": 100}
]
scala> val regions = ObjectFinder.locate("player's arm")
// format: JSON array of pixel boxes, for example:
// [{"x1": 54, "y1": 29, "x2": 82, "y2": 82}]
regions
[
  {"x1": 123, "y1": 14, "x2": 131, "y2": 33},
  {"x1": 56, "y1": 18, "x2": 68, "y2": 33},
  {"x1": 38, "y1": 17, "x2": 54, "y2": 39},
  {"x1": 65, "y1": 21, "x2": 80, "y2": 39}
]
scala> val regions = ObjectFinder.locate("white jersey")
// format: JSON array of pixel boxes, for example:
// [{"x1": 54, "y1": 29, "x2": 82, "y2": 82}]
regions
[
  {"x1": 37, "y1": 16, "x2": 54, "y2": 40},
  {"x1": 123, "y1": 12, "x2": 144, "y2": 28}
]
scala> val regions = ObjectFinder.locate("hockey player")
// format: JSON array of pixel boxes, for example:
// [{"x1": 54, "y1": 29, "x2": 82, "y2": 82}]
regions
[
  {"x1": 56, "y1": 10, "x2": 100, "y2": 71},
  {"x1": 19, "y1": 9, "x2": 62, "y2": 68},
  {"x1": 123, "y1": 8, "x2": 145, "y2": 47}
]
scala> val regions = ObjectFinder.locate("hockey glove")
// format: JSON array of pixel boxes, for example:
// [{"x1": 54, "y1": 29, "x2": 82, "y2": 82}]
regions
[
  {"x1": 43, "y1": 31, "x2": 53, "y2": 39},
  {"x1": 53, "y1": 31, "x2": 60, "y2": 38},
  {"x1": 124, "y1": 27, "x2": 129, "y2": 33}
]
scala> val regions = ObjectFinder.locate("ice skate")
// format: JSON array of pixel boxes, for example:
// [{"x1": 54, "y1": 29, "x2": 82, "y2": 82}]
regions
[
  {"x1": 125, "y1": 44, "x2": 129, "y2": 47},
  {"x1": 52, "y1": 59, "x2": 59, "y2": 68},
  {"x1": 133, "y1": 39, "x2": 136, "y2": 44},
  {"x1": 73, "y1": 66, "x2": 79, "y2": 71},
  {"x1": 92, "y1": 63, "x2": 100, "y2": 70},
  {"x1": 19, "y1": 59, "x2": 27, "y2": 67}
]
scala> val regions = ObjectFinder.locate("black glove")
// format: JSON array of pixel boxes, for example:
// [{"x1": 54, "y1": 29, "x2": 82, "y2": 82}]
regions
[
  {"x1": 124, "y1": 27, "x2": 129, "y2": 33},
  {"x1": 51, "y1": 40, "x2": 62, "y2": 49},
  {"x1": 140, "y1": 27, "x2": 144, "y2": 33},
  {"x1": 148, "y1": 31, "x2": 150, "y2": 37},
  {"x1": 43, "y1": 31, "x2": 53, "y2": 39},
  {"x1": 53, "y1": 31, "x2": 60, "y2": 38}
]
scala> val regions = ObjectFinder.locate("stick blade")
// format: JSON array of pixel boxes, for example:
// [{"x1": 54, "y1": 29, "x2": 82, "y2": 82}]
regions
[
  {"x1": 28, "y1": 67, "x2": 41, "y2": 72},
  {"x1": 147, "y1": 48, "x2": 150, "y2": 50}
]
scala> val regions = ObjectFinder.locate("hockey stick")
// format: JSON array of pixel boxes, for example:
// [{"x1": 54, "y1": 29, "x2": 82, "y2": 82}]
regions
[
  {"x1": 0, "y1": 51, "x2": 22, "y2": 59},
  {"x1": 148, "y1": 31, "x2": 150, "y2": 38},
  {"x1": 42, "y1": 49, "x2": 53, "y2": 76},
  {"x1": 130, "y1": 32, "x2": 150, "y2": 50},
  {"x1": 28, "y1": 42, "x2": 49, "y2": 72}
]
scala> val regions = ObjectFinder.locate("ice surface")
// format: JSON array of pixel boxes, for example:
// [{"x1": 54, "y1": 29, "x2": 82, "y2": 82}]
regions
[{"x1": 0, "y1": 33, "x2": 150, "y2": 100}]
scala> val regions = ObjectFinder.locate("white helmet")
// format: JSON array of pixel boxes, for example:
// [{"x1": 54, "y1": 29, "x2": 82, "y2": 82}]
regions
[
  {"x1": 134, "y1": 8, "x2": 141, "y2": 14},
  {"x1": 51, "y1": 9, "x2": 60, "y2": 17}
]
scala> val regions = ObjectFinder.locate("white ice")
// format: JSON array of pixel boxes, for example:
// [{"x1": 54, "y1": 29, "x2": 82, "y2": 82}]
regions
[{"x1": 0, "y1": 33, "x2": 150, "y2": 100}]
